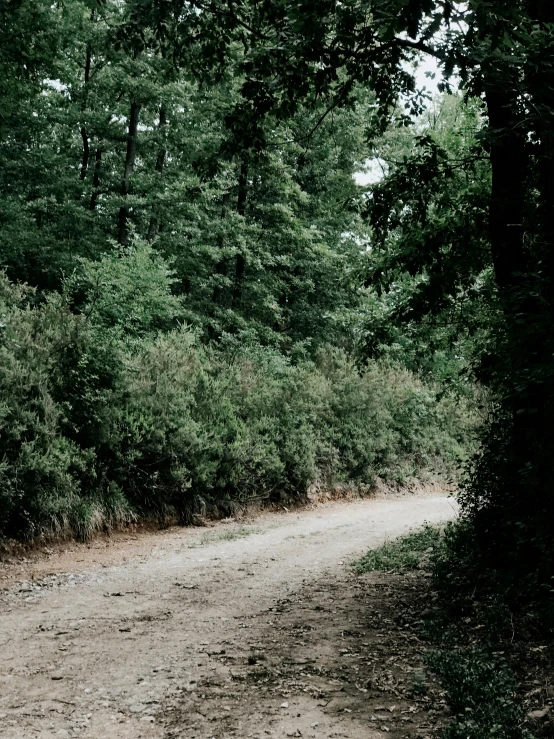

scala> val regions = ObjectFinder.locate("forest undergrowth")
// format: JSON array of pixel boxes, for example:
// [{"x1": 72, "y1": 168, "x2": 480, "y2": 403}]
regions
[
  {"x1": 356, "y1": 526, "x2": 554, "y2": 739},
  {"x1": 0, "y1": 259, "x2": 476, "y2": 542}
]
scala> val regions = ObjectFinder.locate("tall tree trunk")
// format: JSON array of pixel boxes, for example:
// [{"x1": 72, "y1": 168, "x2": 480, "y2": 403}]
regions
[
  {"x1": 524, "y1": 0, "x2": 554, "y2": 549},
  {"x1": 232, "y1": 155, "x2": 249, "y2": 308},
  {"x1": 89, "y1": 147, "x2": 102, "y2": 210},
  {"x1": 79, "y1": 12, "x2": 93, "y2": 181},
  {"x1": 537, "y1": 130, "x2": 554, "y2": 309},
  {"x1": 147, "y1": 105, "x2": 167, "y2": 241},
  {"x1": 117, "y1": 101, "x2": 141, "y2": 246},
  {"x1": 80, "y1": 126, "x2": 90, "y2": 181},
  {"x1": 485, "y1": 88, "x2": 527, "y2": 298},
  {"x1": 212, "y1": 191, "x2": 231, "y2": 307},
  {"x1": 481, "y1": 72, "x2": 553, "y2": 569},
  {"x1": 530, "y1": 1, "x2": 554, "y2": 308}
]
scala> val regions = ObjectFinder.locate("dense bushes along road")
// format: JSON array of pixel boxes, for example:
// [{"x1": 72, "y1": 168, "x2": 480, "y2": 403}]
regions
[{"x1": 0, "y1": 248, "x2": 475, "y2": 540}]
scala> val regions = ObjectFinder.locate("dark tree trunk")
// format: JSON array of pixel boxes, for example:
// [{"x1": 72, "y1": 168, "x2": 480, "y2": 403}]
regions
[
  {"x1": 147, "y1": 105, "x2": 167, "y2": 241},
  {"x1": 79, "y1": 17, "x2": 93, "y2": 182},
  {"x1": 212, "y1": 191, "x2": 231, "y2": 307},
  {"x1": 80, "y1": 126, "x2": 90, "y2": 181},
  {"x1": 232, "y1": 156, "x2": 249, "y2": 308},
  {"x1": 89, "y1": 147, "x2": 102, "y2": 211},
  {"x1": 117, "y1": 101, "x2": 141, "y2": 246},
  {"x1": 530, "y1": 0, "x2": 554, "y2": 308},
  {"x1": 478, "y1": 53, "x2": 554, "y2": 577},
  {"x1": 485, "y1": 88, "x2": 527, "y2": 297},
  {"x1": 537, "y1": 130, "x2": 554, "y2": 308}
]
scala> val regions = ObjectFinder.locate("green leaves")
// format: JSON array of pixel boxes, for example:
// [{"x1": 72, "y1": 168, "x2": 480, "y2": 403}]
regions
[{"x1": 64, "y1": 239, "x2": 185, "y2": 343}]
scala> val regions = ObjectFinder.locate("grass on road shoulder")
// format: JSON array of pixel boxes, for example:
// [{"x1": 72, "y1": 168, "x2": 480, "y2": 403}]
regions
[
  {"x1": 353, "y1": 524, "x2": 442, "y2": 574},
  {"x1": 354, "y1": 524, "x2": 535, "y2": 739}
]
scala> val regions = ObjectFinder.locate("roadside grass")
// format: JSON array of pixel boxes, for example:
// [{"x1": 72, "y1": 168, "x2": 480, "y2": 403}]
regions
[
  {"x1": 353, "y1": 524, "x2": 442, "y2": 574},
  {"x1": 199, "y1": 526, "x2": 257, "y2": 546},
  {"x1": 354, "y1": 524, "x2": 534, "y2": 739},
  {"x1": 426, "y1": 649, "x2": 530, "y2": 739}
]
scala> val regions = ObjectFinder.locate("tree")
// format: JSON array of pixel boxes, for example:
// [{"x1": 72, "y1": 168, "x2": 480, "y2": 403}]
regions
[
  {"x1": 215, "y1": 0, "x2": 554, "y2": 595},
  {"x1": 0, "y1": 0, "x2": 481, "y2": 540},
  {"x1": 360, "y1": 94, "x2": 493, "y2": 390}
]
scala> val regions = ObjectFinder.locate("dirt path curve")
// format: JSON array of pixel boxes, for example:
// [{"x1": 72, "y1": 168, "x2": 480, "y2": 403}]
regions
[{"x1": 0, "y1": 494, "x2": 457, "y2": 739}]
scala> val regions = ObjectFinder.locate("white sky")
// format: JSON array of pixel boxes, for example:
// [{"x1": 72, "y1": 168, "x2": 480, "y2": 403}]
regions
[{"x1": 354, "y1": 55, "x2": 442, "y2": 186}]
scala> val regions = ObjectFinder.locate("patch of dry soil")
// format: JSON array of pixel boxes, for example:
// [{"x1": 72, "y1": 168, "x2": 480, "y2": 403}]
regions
[{"x1": 0, "y1": 494, "x2": 457, "y2": 739}]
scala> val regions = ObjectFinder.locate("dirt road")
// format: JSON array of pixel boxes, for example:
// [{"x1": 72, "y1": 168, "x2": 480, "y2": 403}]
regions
[{"x1": 0, "y1": 493, "x2": 457, "y2": 739}]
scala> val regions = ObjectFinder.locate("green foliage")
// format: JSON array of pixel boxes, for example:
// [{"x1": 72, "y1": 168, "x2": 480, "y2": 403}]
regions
[
  {"x1": 209, "y1": 0, "x2": 554, "y2": 615},
  {"x1": 427, "y1": 650, "x2": 529, "y2": 739},
  {"x1": 356, "y1": 525, "x2": 532, "y2": 739},
  {"x1": 65, "y1": 240, "x2": 185, "y2": 343},
  {"x1": 0, "y1": 0, "x2": 373, "y2": 351},
  {"x1": 109, "y1": 332, "x2": 475, "y2": 522},
  {"x1": 360, "y1": 95, "x2": 493, "y2": 388},
  {"x1": 0, "y1": 268, "x2": 476, "y2": 540},
  {"x1": 0, "y1": 273, "x2": 132, "y2": 539},
  {"x1": 0, "y1": 0, "x2": 491, "y2": 547},
  {"x1": 353, "y1": 525, "x2": 442, "y2": 574}
]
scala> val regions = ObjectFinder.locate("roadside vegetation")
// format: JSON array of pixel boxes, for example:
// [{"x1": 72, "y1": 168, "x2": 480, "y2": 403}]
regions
[
  {"x1": 356, "y1": 526, "x2": 553, "y2": 739},
  {"x1": 0, "y1": 265, "x2": 474, "y2": 540},
  {"x1": 0, "y1": 0, "x2": 484, "y2": 543},
  {"x1": 353, "y1": 525, "x2": 442, "y2": 574}
]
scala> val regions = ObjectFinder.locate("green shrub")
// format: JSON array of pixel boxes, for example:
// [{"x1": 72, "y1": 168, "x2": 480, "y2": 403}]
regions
[
  {"x1": 427, "y1": 649, "x2": 530, "y2": 739},
  {"x1": 315, "y1": 349, "x2": 476, "y2": 485},
  {"x1": 353, "y1": 525, "x2": 443, "y2": 574},
  {"x1": 112, "y1": 330, "x2": 215, "y2": 517},
  {"x1": 0, "y1": 263, "x2": 479, "y2": 541},
  {"x1": 64, "y1": 240, "x2": 185, "y2": 344},
  {"x1": 112, "y1": 340, "x2": 320, "y2": 517},
  {"x1": 0, "y1": 274, "x2": 132, "y2": 539}
]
